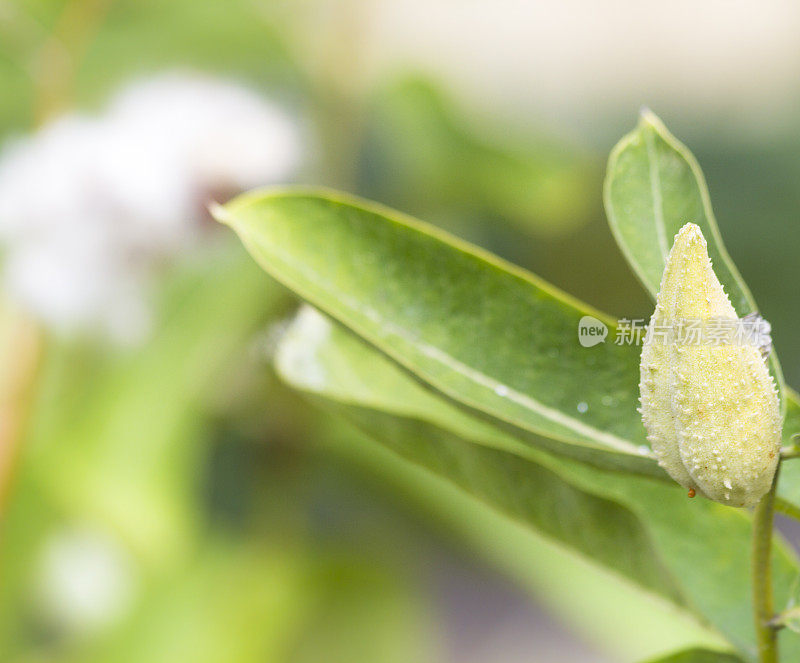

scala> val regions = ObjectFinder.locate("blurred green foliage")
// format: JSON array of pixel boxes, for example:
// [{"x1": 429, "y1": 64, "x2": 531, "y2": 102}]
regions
[
  {"x1": 362, "y1": 76, "x2": 598, "y2": 238},
  {"x1": 2, "y1": 2, "x2": 800, "y2": 662},
  {"x1": 0, "y1": 248, "x2": 441, "y2": 662}
]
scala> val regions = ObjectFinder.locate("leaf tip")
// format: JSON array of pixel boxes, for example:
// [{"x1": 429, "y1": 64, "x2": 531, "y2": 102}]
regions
[
  {"x1": 209, "y1": 200, "x2": 233, "y2": 227},
  {"x1": 637, "y1": 106, "x2": 665, "y2": 133}
]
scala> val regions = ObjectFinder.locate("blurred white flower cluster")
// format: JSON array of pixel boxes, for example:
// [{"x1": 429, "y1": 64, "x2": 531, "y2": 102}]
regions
[
  {"x1": 35, "y1": 525, "x2": 136, "y2": 635},
  {"x1": 0, "y1": 73, "x2": 301, "y2": 344}
]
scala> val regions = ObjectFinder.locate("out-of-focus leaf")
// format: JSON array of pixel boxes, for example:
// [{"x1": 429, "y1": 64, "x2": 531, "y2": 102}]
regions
[
  {"x1": 0, "y1": 0, "x2": 298, "y2": 115},
  {"x1": 0, "y1": 250, "x2": 283, "y2": 654},
  {"x1": 68, "y1": 544, "x2": 436, "y2": 663},
  {"x1": 640, "y1": 648, "x2": 743, "y2": 663},
  {"x1": 288, "y1": 553, "x2": 437, "y2": 663},
  {"x1": 275, "y1": 307, "x2": 800, "y2": 661},
  {"x1": 327, "y1": 421, "x2": 728, "y2": 662},
  {"x1": 73, "y1": 546, "x2": 309, "y2": 663},
  {"x1": 214, "y1": 189, "x2": 658, "y2": 475},
  {"x1": 77, "y1": 0, "x2": 298, "y2": 100},
  {"x1": 365, "y1": 76, "x2": 597, "y2": 237},
  {"x1": 26, "y1": 252, "x2": 277, "y2": 563}
]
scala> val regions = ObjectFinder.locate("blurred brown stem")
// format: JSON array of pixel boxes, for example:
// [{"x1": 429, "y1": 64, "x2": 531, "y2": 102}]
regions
[
  {"x1": 0, "y1": 314, "x2": 42, "y2": 512},
  {"x1": 31, "y1": 0, "x2": 112, "y2": 124}
]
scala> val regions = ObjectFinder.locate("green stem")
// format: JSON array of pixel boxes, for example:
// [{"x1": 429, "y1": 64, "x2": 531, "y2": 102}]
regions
[{"x1": 753, "y1": 466, "x2": 780, "y2": 663}]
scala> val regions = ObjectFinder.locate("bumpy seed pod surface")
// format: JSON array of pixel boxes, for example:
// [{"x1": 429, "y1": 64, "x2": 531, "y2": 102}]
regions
[{"x1": 639, "y1": 223, "x2": 781, "y2": 507}]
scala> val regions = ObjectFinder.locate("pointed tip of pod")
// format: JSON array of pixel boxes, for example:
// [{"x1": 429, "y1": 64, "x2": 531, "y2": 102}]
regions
[
  {"x1": 654, "y1": 221, "x2": 733, "y2": 320},
  {"x1": 674, "y1": 222, "x2": 706, "y2": 247}
]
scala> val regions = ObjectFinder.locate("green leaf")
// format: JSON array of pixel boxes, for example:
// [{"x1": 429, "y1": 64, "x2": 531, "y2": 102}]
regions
[
  {"x1": 325, "y1": 413, "x2": 727, "y2": 662},
  {"x1": 604, "y1": 110, "x2": 753, "y2": 316},
  {"x1": 640, "y1": 648, "x2": 743, "y2": 663},
  {"x1": 367, "y1": 75, "x2": 598, "y2": 238},
  {"x1": 603, "y1": 109, "x2": 785, "y2": 403},
  {"x1": 213, "y1": 188, "x2": 658, "y2": 476},
  {"x1": 276, "y1": 307, "x2": 683, "y2": 603},
  {"x1": 75, "y1": 544, "x2": 437, "y2": 663},
  {"x1": 275, "y1": 307, "x2": 800, "y2": 661},
  {"x1": 217, "y1": 184, "x2": 800, "y2": 522}
]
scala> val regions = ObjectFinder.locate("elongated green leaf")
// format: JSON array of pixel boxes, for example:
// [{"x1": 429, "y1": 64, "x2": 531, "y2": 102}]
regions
[
  {"x1": 275, "y1": 307, "x2": 800, "y2": 661},
  {"x1": 640, "y1": 649, "x2": 743, "y2": 663},
  {"x1": 604, "y1": 110, "x2": 754, "y2": 316},
  {"x1": 217, "y1": 186, "x2": 800, "y2": 519},
  {"x1": 326, "y1": 411, "x2": 727, "y2": 662},
  {"x1": 214, "y1": 188, "x2": 658, "y2": 475},
  {"x1": 368, "y1": 75, "x2": 598, "y2": 237},
  {"x1": 603, "y1": 109, "x2": 785, "y2": 404},
  {"x1": 277, "y1": 307, "x2": 682, "y2": 602}
]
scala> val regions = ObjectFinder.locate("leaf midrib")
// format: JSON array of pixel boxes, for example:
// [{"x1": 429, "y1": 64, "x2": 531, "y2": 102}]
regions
[
  {"x1": 233, "y1": 220, "x2": 647, "y2": 458},
  {"x1": 644, "y1": 124, "x2": 670, "y2": 262}
]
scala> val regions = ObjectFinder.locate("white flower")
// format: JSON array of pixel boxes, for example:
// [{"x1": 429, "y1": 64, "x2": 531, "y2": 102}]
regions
[
  {"x1": 107, "y1": 73, "x2": 300, "y2": 194},
  {"x1": 0, "y1": 72, "x2": 302, "y2": 343},
  {"x1": 35, "y1": 525, "x2": 136, "y2": 635}
]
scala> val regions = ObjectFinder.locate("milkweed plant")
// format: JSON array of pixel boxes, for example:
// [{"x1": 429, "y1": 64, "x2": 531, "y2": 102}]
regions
[{"x1": 214, "y1": 111, "x2": 800, "y2": 663}]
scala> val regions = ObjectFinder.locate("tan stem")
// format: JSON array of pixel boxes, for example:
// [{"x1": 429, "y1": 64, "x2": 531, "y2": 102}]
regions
[{"x1": 0, "y1": 313, "x2": 42, "y2": 511}]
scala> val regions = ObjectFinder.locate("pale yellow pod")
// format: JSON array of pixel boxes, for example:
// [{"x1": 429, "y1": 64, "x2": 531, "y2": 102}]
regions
[{"x1": 639, "y1": 223, "x2": 781, "y2": 507}]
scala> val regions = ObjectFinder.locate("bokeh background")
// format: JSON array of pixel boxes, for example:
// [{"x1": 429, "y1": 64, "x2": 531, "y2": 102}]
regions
[{"x1": 1, "y1": 1, "x2": 800, "y2": 662}]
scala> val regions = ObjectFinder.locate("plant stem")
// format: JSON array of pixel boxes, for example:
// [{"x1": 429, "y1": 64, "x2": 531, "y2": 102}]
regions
[
  {"x1": 32, "y1": 0, "x2": 112, "y2": 124},
  {"x1": 753, "y1": 466, "x2": 780, "y2": 663},
  {"x1": 0, "y1": 310, "x2": 42, "y2": 512}
]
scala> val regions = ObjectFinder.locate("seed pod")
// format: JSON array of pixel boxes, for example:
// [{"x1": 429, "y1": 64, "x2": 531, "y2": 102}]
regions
[{"x1": 639, "y1": 223, "x2": 781, "y2": 507}]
